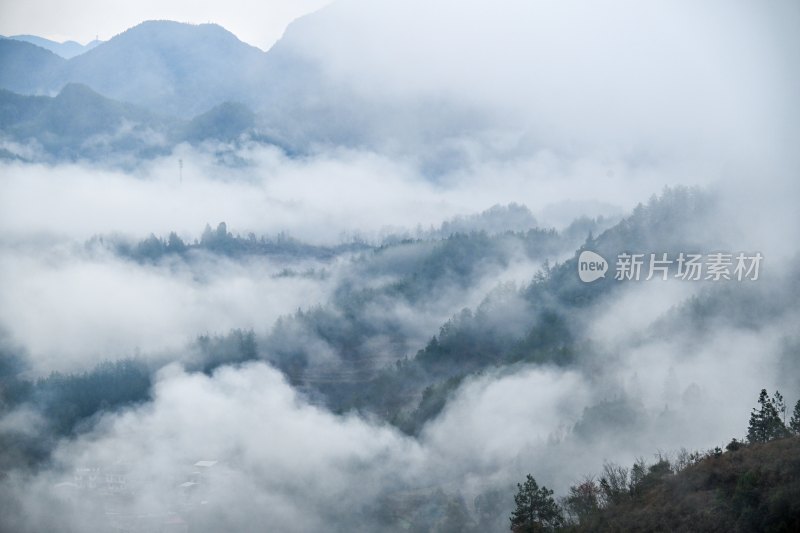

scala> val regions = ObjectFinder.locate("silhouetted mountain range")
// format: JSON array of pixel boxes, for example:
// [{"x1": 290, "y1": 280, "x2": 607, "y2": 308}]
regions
[
  {"x1": 0, "y1": 21, "x2": 271, "y2": 117},
  {"x1": 61, "y1": 21, "x2": 270, "y2": 117},
  {"x1": 0, "y1": 15, "x2": 478, "y2": 161},
  {"x1": 0, "y1": 83, "x2": 261, "y2": 161},
  {"x1": 5, "y1": 34, "x2": 101, "y2": 59},
  {"x1": 0, "y1": 37, "x2": 65, "y2": 94}
]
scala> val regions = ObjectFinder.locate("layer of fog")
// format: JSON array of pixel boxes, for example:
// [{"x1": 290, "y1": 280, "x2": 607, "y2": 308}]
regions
[
  {"x1": 272, "y1": 0, "x2": 798, "y2": 168},
  {"x1": 1, "y1": 162, "x2": 797, "y2": 532},
  {"x1": 3, "y1": 266, "x2": 797, "y2": 532},
  {"x1": 3, "y1": 141, "x2": 798, "y2": 528},
  {"x1": 0, "y1": 142, "x2": 693, "y2": 244},
  {"x1": 0, "y1": 244, "x2": 342, "y2": 373},
  {"x1": 0, "y1": 138, "x2": 691, "y2": 374}
]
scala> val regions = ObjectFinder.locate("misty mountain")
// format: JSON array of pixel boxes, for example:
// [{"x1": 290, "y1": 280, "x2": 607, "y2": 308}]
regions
[
  {"x1": 107, "y1": 188, "x2": 766, "y2": 437},
  {"x1": 0, "y1": 203, "x2": 603, "y2": 444},
  {"x1": 0, "y1": 84, "x2": 267, "y2": 161},
  {"x1": 7, "y1": 34, "x2": 101, "y2": 59},
  {"x1": 182, "y1": 102, "x2": 257, "y2": 143},
  {"x1": 0, "y1": 21, "x2": 304, "y2": 161},
  {"x1": 60, "y1": 21, "x2": 269, "y2": 118},
  {"x1": 0, "y1": 21, "x2": 269, "y2": 119},
  {"x1": 0, "y1": 185, "x2": 796, "y2": 530},
  {"x1": 0, "y1": 83, "x2": 174, "y2": 160},
  {"x1": 253, "y1": 7, "x2": 496, "y2": 158},
  {"x1": 3, "y1": 0, "x2": 796, "y2": 168},
  {"x1": 267, "y1": 187, "x2": 771, "y2": 434},
  {"x1": 0, "y1": 38, "x2": 65, "y2": 94},
  {"x1": 0, "y1": 15, "x2": 500, "y2": 161}
]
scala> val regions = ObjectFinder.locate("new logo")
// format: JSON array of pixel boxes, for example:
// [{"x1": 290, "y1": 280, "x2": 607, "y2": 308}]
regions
[{"x1": 578, "y1": 250, "x2": 608, "y2": 283}]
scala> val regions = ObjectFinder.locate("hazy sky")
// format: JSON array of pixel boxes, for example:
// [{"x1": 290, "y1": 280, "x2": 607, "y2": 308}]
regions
[{"x1": 0, "y1": 0, "x2": 330, "y2": 49}]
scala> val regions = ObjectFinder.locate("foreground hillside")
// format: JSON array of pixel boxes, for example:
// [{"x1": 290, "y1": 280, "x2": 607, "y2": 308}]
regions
[{"x1": 566, "y1": 436, "x2": 800, "y2": 533}]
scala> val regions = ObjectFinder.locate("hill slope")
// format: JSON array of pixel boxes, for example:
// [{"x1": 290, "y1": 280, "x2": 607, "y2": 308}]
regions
[
  {"x1": 0, "y1": 84, "x2": 265, "y2": 161},
  {"x1": 60, "y1": 21, "x2": 269, "y2": 117},
  {"x1": 0, "y1": 15, "x2": 486, "y2": 155},
  {"x1": 572, "y1": 437, "x2": 800, "y2": 533},
  {"x1": 0, "y1": 83, "x2": 174, "y2": 160},
  {"x1": 8, "y1": 35, "x2": 100, "y2": 59},
  {"x1": 0, "y1": 38, "x2": 65, "y2": 94},
  {"x1": 0, "y1": 21, "x2": 270, "y2": 119}
]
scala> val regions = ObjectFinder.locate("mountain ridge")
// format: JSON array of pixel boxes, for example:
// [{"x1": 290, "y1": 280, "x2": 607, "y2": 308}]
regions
[
  {"x1": 0, "y1": 15, "x2": 479, "y2": 159},
  {"x1": 0, "y1": 84, "x2": 261, "y2": 161},
  {"x1": 60, "y1": 20, "x2": 270, "y2": 117},
  {"x1": 0, "y1": 37, "x2": 66, "y2": 95},
  {"x1": 0, "y1": 20, "x2": 272, "y2": 118},
  {"x1": 7, "y1": 34, "x2": 101, "y2": 59}
]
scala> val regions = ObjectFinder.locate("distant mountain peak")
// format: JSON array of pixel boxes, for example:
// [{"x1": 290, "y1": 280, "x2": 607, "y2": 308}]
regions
[
  {"x1": 53, "y1": 20, "x2": 268, "y2": 118},
  {"x1": 55, "y1": 82, "x2": 101, "y2": 99},
  {"x1": 0, "y1": 37, "x2": 66, "y2": 94},
  {"x1": 8, "y1": 34, "x2": 100, "y2": 59},
  {"x1": 107, "y1": 20, "x2": 253, "y2": 48},
  {"x1": 0, "y1": 36, "x2": 64, "y2": 62}
]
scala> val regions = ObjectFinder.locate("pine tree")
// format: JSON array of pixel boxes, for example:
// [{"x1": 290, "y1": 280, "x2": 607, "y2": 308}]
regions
[
  {"x1": 769, "y1": 390, "x2": 790, "y2": 439},
  {"x1": 747, "y1": 389, "x2": 788, "y2": 443},
  {"x1": 166, "y1": 231, "x2": 186, "y2": 252},
  {"x1": 790, "y1": 399, "x2": 800, "y2": 435},
  {"x1": 747, "y1": 389, "x2": 767, "y2": 443},
  {"x1": 510, "y1": 474, "x2": 564, "y2": 532},
  {"x1": 773, "y1": 390, "x2": 786, "y2": 425}
]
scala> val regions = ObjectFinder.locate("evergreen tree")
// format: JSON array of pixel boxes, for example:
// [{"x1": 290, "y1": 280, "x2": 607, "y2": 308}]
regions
[
  {"x1": 747, "y1": 389, "x2": 788, "y2": 443},
  {"x1": 135, "y1": 233, "x2": 165, "y2": 259},
  {"x1": 790, "y1": 399, "x2": 800, "y2": 435},
  {"x1": 166, "y1": 231, "x2": 186, "y2": 252},
  {"x1": 510, "y1": 474, "x2": 564, "y2": 532},
  {"x1": 769, "y1": 390, "x2": 790, "y2": 439},
  {"x1": 773, "y1": 390, "x2": 786, "y2": 424}
]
